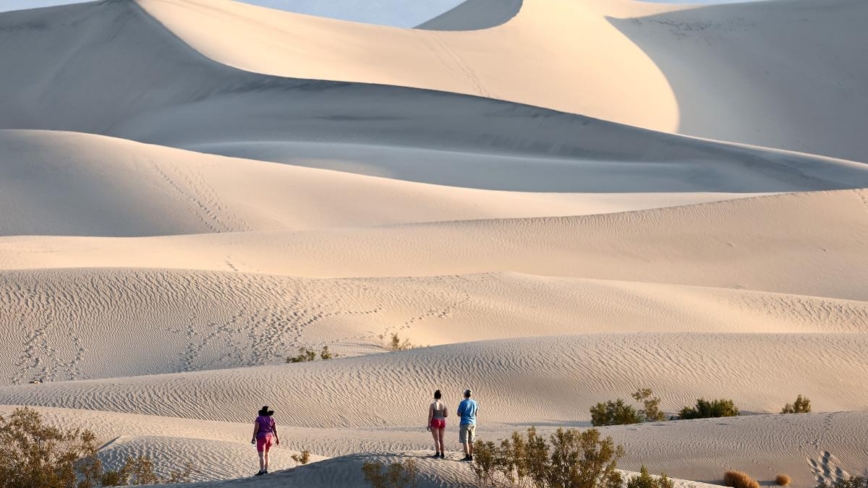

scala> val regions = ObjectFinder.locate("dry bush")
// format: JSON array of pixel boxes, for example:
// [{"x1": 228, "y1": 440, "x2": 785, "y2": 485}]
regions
[
  {"x1": 0, "y1": 407, "x2": 102, "y2": 488},
  {"x1": 471, "y1": 427, "x2": 625, "y2": 488},
  {"x1": 0, "y1": 407, "x2": 194, "y2": 488},
  {"x1": 287, "y1": 346, "x2": 337, "y2": 363},
  {"x1": 724, "y1": 471, "x2": 760, "y2": 488},
  {"x1": 781, "y1": 395, "x2": 811, "y2": 414},
  {"x1": 361, "y1": 459, "x2": 419, "y2": 488},
  {"x1": 679, "y1": 399, "x2": 739, "y2": 420},
  {"x1": 320, "y1": 346, "x2": 338, "y2": 360},
  {"x1": 632, "y1": 389, "x2": 666, "y2": 423},
  {"x1": 590, "y1": 399, "x2": 643, "y2": 427},
  {"x1": 291, "y1": 450, "x2": 311, "y2": 465},
  {"x1": 627, "y1": 465, "x2": 675, "y2": 488},
  {"x1": 384, "y1": 333, "x2": 414, "y2": 351},
  {"x1": 776, "y1": 474, "x2": 792, "y2": 486}
]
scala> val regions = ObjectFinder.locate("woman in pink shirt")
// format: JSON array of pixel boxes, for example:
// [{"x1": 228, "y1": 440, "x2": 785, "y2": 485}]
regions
[{"x1": 251, "y1": 405, "x2": 279, "y2": 476}]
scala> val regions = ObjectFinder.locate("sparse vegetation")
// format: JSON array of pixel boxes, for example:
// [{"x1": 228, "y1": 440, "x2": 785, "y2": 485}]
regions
[
  {"x1": 781, "y1": 395, "x2": 811, "y2": 414},
  {"x1": 320, "y1": 346, "x2": 337, "y2": 360},
  {"x1": 381, "y1": 333, "x2": 414, "y2": 351},
  {"x1": 287, "y1": 345, "x2": 338, "y2": 363},
  {"x1": 632, "y1": 389, "x2": 666, "y2": 423},
  {"x1": 590, "y1": 399, "x2": 643, "y2": 427},
  {"x1": 471, "y1": 427, "x2": 625, "y2": 488},
  {"x1": 0, "y1": 407, "x2": 194, "y2": 488},
  {"x1": 591, "y1": 389, "x2": 665, "y2": 426},
  {"x1": 679, "y1": 399, "x2": 739, "y2": 420},
  {"x1": 776, "y1": 474, "x2": 792, "y2": 486},
  {"x1": 361, "y1": 459, "x2": 419, "y2": 488},
  {"x1": 291, "y1": 450, "x2": 311, "y2": 465},
  {"x1": 627, "y1": 465, "x2": 675, "y2": 488},
  {"x1": 723, "y1": 471, "x2": 760, "y2": 488},
  {"x1": 817, "y1": 477, "x2": 868, "y2": 488}
]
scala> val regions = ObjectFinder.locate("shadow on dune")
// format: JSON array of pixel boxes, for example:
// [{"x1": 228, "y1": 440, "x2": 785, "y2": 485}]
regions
[{"x1": 608, "y1": 0, "x2": 868, "y2": 164}]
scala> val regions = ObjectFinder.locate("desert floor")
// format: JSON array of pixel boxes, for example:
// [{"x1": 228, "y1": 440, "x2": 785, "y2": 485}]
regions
[{"x1": 1, "y1": 0, "x2": 867, "y2": 487}]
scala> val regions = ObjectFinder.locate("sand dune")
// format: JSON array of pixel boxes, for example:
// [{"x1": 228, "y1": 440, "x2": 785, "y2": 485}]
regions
[
  {"x1": 3, "y1": 190, "x2": 866, "y2": 299},
  {"x1": 2, "y1": 406, "x2": 863, "y2": 487},
  {"x1": 3, "y1": 334, "x2": 868, "y2": 426},
  {"x1": 1, "y1": 0, "x2": 866, "y2": 486},
  {"x1": 611, "y1": 0, "x2": 868, "y2": 162},
  {"x1": 3, "y1": 268, "x2": 867, "y2": 384},
  {"x1": 132, "y1": 0, "x2": 868, "y2": 160},
  {"x1": 6, "y1": 130, "x2": 762, "y2": 237},
  {"x1": 416, "y1": 0, "x2": 523, "y2": 31}
]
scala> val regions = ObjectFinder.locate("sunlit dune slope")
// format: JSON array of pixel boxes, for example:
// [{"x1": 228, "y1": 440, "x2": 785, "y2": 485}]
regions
[
  {"x1": 3, "y1": 190, "x2": 866, "y2": 299},
  {"x1": 3, "y1": 268, "x2": 867, "y2": 384}
]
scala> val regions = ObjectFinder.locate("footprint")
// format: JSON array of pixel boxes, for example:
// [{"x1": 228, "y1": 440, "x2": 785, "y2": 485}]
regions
[{"x1": 809, "y1": 450, "x2": 849, "y2": 486}]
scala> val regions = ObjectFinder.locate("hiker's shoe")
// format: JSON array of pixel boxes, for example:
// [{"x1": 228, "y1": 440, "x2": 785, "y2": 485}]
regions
[
  {"x1": 431, "y1": 452, "x2": 440, "y2": 458},
  {"x1": 439, "y1": 452, "x2": 445, "y2": 459},
  {"x1": 469, "y1": 455, "x2": 474, "y2": 462},
  {"x1": 254, "y1": 470, "x2": 265, "y2": 476},
  {"x1": 263, "y1": 470, "x2": 269, "y2": 475},
  {"x1": 463, "y1": 455, "x2": 472, "y2": 462}
]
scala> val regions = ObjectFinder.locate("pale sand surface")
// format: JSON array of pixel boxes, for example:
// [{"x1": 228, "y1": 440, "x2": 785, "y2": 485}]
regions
[
  {"x1": 3, "y1": 269, "x2": 868, "y2": 384},
  {"x1": 3, "y1": 190, "x2": 867, "y2": 298},
  {"x1": 1, "y1": 0, "x2": 867, "y2": 487}
]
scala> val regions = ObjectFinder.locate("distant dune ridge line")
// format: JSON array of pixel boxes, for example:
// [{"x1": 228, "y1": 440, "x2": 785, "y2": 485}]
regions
[{"x1": 0, "y1": 0, "x2": 867, "y2": 486}]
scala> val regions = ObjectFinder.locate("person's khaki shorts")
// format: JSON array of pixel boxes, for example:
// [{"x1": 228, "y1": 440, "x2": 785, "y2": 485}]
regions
[{"x1": 459, "y1": 424, "x2": 476, "y2": 444}]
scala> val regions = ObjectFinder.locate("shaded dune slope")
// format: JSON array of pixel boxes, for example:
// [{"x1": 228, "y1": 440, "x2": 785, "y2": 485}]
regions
[
  {"x1": 134, "y1": 0, "x2": 868, "y2": 160},
  {"x1": 6, "y1": 130, "x2": 750, "y2": 237},
  {"x1": 611, "y1": 0, "x2": 868, "y2": 162},
  {"x1": 416, "y1": 0, "x2": 523, "y2": 31},
  {"x1": 3, "y1": 268, "x2": 867, "y2": 384}
]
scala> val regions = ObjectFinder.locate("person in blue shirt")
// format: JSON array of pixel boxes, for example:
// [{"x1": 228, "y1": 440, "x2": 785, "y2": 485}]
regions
[{"x1": 456, "y1": 389, "x2": 478, "y2": 461}]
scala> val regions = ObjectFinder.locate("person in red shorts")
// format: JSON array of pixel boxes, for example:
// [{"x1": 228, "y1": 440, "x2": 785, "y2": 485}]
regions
[
  {"x1": 251, "y1": 405, "x2": 279, "y2": 476},
  {"x1": 426, "y1": 390, "x2": 448, "y2": 459}
]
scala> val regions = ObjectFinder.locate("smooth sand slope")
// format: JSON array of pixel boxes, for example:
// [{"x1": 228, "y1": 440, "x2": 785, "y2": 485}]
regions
[
  {"x1": 4, "y1": 0, "x2": 867, "y2": 180},
  {"x1": 3, "y1": 189, "x2": 867, "y2": 299},
  {"x1": 7, "y1": 130, "x2": 759, "y2": 236},
  {"x1": 133, "y1": 0, "x2": 868, "y2": 161}
]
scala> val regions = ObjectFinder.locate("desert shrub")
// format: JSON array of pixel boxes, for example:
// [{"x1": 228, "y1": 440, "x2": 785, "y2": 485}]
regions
[
  {"x1": 632, "y1": 389, "x2": 666, "y2": 423},
  {"x1": 320, "y1": 346, "x2": 338, "y2": 360},
  {"x1": 679, "y1": 399, "x2": 739, "y2": 420},
  {"x1": 776, "y1": 474, "x2": 792, "y2": 486},
  {"x1": 386, "y1": 333, "x2": 414, "y2": 351},
  {"x1": 817, "y1": 478, "x2": 868, "y2": 488},
  {"x1": 590, "y1": 399, "x2": 643, "y2": 427},
  {"x1": 287, "y1": 346, "x2": 337, "y2": 363},
  {"x1": 723, "y1": 471, "x2": 760, "y2": 488},
  {"x1": 471, "y1": 427, "x2": 625, "y2": 488},
  {"x1": 627, "y1": 465, "x2": 675, "y2": 488},
  {"x1": 291, "y1": 450, "x2": 311, "y2": 465},
  {"x1": 361, "y1": 459, "x2": 419, "y2": 488},
  {"x1": 781, "y1": 395, "x2": 811, "y2": 414},
  {"x1": 0, "y1": 406, "x2": 102, "y2": 488},
  {"x1": 0, "y1": 407, "x2": 193, "y2": 488},
  {"x1": 287, "y1": 347, "x2": 317, "y2": 363}
]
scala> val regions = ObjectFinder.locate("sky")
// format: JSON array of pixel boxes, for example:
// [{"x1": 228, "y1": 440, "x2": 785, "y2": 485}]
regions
[{"x1": 0, "y1": 0, "x2": 467, "y2": 27}]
